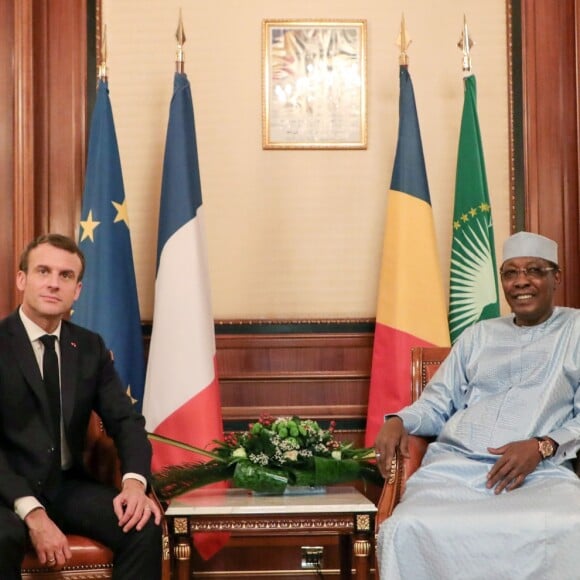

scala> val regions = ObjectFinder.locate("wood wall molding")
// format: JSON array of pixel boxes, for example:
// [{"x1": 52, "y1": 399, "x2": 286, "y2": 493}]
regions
[
  {"x1": 0, "y1": 0, "x2": 17, "y2": 315},
  {"x1": 13, "y1": 0, "x2": 35, "y2": 285}
]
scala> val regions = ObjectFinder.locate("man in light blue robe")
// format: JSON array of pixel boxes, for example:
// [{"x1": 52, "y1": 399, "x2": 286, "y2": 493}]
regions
[{"x1": 374, "y1": 232, "x2": 580, "y2": 579}]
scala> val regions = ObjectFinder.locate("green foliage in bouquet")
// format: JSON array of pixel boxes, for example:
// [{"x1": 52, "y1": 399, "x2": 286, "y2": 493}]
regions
[{"x1": 150, "y1": 415, "x2": 383, "y2": 499}]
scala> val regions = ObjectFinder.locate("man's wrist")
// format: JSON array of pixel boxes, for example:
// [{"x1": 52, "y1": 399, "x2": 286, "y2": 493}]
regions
[
  {"x1": 385, "y1": 414, "x2": 403, "y2": 423},
  {"x1": 14, "y1": 496, "x2": 44, "y2": 521},
  {"x1": 122, "y1": 473, "x2": 147, "y2": 489}
]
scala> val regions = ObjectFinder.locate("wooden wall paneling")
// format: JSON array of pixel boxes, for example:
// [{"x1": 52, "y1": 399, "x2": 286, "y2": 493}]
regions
[
  {"x1": 519, "y1": 0, "x2": 580, "y2": 307},
  {"x1": 0, "y1": 0, "x2": 17, "y2": 317},
  {"x1": 33, "y1": 0, "x2": 88, "y2": 239},
  {"x1": 216, "y1": 332, "x2": 373, "y2": 431}
]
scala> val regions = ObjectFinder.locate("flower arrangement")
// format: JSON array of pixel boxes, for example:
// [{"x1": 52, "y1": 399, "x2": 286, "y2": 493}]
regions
[{"x1": 150, "y1": 415, "x2": 382, "y2": 499}]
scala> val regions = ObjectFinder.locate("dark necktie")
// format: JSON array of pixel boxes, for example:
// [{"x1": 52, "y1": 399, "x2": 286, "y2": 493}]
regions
[{"x1": 39, "y1": 334, "x2": 62, "y2": 489}]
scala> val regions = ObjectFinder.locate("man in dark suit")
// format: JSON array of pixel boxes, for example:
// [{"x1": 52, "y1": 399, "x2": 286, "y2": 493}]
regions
[{"x1": 0, "y1": 234, "x2": 162, "y2": 579}]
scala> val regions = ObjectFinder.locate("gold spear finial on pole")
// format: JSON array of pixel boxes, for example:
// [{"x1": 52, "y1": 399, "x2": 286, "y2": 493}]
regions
[
  {"x1": 98, "y1": 24, "x2": 108, "y2": 81},
  {"x1": 176, "y1": 9, "x2": 186, "y2": 73},
  {"x1": 457, "y1": 14, "x2": 474, "y2": 74},
  {"x1": 397, "y1": 14, "x2": 412, "y2": 66}
]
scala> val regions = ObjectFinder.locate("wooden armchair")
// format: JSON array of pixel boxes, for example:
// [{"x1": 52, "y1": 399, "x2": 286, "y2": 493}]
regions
[
  {"x1": 21, "y1": 412, "x2": 171, "y2": 579},
  {"x1": 375, "y1": 346, "x2": 450, "y2": 529}
]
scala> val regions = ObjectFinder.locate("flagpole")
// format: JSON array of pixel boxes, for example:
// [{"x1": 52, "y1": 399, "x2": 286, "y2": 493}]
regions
[
  {"x1": 448, "y1": 17, "x2": 500, "y2": 342},
  {"x1": 175, "y1": 10, "x2": 185, "y2": 74},
  {"x1": 458, "y1": 15, "x2": 473, "y2": 75},
  {"x1": 97, "y1": 24, "x2": 108, "y2": 82},
  {"x1": 397, "y1": 14, "x2": 411, "y2": 66}
]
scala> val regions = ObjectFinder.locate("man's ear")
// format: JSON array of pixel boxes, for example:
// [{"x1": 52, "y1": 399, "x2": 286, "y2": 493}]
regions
[
  {"x1": 73, "y1": 281, "x2": 83, "y2": 301},
  {"x1": 16, "y1": 271, "x2": 26, "y2": 292}
]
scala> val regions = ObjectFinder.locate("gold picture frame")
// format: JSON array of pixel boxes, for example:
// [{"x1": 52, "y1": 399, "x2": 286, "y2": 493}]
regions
[{"x1": 262, "y1": 19, "x2": 367, "y2": 150}]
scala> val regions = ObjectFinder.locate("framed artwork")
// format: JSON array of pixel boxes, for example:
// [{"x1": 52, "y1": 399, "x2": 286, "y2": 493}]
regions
[{"x1": 262, "y1": 19, "x2": 367, "y2": 150}]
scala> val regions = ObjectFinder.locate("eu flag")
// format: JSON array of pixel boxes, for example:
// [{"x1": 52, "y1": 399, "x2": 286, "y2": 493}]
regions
[{"x1": 72, "y1": 79, "x2": 145, "y2": 410}]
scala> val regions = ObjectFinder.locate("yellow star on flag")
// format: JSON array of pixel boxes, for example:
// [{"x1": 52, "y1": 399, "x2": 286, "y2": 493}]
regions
[
  {"x1": 112, "y1": 199, "x2": 130, "y2": 226},
  {"x1": 126, "y1": 385, "x2": 138, "y2": 405},
  {"x1": 80, "y1": 210, "x2": 101, "y2": 242}
]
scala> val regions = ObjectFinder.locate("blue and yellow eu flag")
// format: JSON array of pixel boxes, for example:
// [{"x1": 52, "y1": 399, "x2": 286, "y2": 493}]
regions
[{"x1": 72, "y1": 79, "x2": 145, "y2": 410}]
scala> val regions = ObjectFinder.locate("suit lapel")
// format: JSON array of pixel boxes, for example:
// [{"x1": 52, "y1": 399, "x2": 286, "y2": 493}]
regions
[
  {"x1": 7, "y1": 311, "x2": 53, "y2": 422},
  {"x1": 59, "y1": 323, "x2": 78, "y2": 428}
]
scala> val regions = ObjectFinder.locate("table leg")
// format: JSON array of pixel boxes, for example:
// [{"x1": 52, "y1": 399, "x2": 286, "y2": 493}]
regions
[
  {"x1": 173, "y1": 537, "x2": 191, "y2": 580},
  {"x1": 339, "y1": 534, "x2": 352, "y2": 578},
  {"x1": 171, "y1": 517, "x2": 192, "y2": 580},
  {"x1": 353, "y1": 537, "x2": 372, "y2": 580}
]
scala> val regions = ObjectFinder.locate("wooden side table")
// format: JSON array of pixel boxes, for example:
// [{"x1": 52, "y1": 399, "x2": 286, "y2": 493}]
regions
[{"x1": 165, "y1": 486, "x2": 377, "y2": 579}]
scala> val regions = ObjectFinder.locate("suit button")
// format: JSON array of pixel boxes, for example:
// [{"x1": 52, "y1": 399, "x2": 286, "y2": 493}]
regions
[{"x1": 48, "y1": 446, "x2": 55, "y2": 453}]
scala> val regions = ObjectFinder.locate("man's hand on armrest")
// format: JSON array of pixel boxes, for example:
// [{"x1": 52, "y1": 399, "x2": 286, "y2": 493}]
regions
[{"x1": 374, "y1": 416, "x2": 409, "y2": 480}]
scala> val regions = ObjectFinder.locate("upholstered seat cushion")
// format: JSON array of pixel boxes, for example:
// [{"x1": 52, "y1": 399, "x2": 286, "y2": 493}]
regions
[{"x1": 22, "y1": 535, "x2": 113, "y2": 577}]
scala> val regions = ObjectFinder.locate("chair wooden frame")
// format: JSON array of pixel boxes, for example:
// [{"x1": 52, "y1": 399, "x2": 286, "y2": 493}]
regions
[{"x1": 375, "y1": 346, "x2": 450, "y2": 530}]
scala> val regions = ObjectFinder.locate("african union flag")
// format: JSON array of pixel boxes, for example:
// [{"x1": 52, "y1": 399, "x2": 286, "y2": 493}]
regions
[{"x1": 448, "y1": 74, "x2": 500, "y2": 344}]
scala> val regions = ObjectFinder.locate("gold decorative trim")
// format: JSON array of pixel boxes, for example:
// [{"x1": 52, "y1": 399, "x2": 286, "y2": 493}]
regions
[
  {"x1": 22, "y1": 566, "x2": 112, "y2": 579},
  {"x1": 353, "y1": 539, "x2": 371, "y2": 558},
  {"x1": 355, "y1": 514, "x2": 371, "y2": 532},
  {"x1": 173, "y1": 516, "x2": 189, "y2": 534},
  {"x1": 162, "y1": 534, "x2": 171, "y2": 561},
  {"x1": 174, "y1": 539, "x2": 191, "y2": 561},
  {"x1": 505, "y1": 0, "x2": 516, "y2": 233},
  {"x1": 215, "y1": 318, "x2": 375, "y2": 326},
  {"x1": 189, "y1": 515, "x2": 354, "y2": 533}
]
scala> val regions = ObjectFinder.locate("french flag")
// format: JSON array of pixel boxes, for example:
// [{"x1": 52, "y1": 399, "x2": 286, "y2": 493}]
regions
[{"x1": 143, "y1": 72, "x2": 224, "y2": 482}]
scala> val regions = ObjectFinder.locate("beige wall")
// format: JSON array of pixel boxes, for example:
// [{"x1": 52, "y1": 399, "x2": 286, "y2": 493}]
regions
[{"x1": 103, "y1": 0, "x2": 509, "y2": 320}]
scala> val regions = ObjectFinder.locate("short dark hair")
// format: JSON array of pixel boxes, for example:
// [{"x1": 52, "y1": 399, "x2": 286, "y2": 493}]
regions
[{"x1": 19, "y1": 234, "x2": 86, "y2": 281}]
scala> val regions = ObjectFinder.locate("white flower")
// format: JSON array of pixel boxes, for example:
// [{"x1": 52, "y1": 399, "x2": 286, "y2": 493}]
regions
[
  {"x1": 283, "y1": 450, "x2": 299, "y2": 462},
  {"x1": 232, "y1": 447, "x2": 247, "y2": 459},
  {"x1": 331, "y1": 450, "x2": 342, "y2": 461}
]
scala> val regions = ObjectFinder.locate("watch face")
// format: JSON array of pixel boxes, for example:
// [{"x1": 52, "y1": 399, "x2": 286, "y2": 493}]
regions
[{"x1": 539, "y1": 439, "x2": 554, "y2": 458}]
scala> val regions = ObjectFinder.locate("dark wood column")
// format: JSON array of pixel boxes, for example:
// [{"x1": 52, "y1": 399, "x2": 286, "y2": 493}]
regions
[
  {"x1": 512, "y1": 0, "x2": 580, "y2": 307},
  {"x1": 0, "y1": 0, "x2": 18, "y2": 314}
]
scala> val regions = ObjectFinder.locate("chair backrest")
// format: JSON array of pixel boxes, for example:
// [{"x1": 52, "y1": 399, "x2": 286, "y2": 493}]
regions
[
  {"x1": 411, "y1": 346, "x2": 451, "y2": 403},
  {"x1": 83, "y1": 412, "x2": 122, "y2": 489}
]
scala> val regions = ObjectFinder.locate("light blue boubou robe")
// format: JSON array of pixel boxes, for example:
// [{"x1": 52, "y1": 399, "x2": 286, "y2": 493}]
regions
[{"x1": 378, "y1": 307, "x2": 580, "y2": 579}]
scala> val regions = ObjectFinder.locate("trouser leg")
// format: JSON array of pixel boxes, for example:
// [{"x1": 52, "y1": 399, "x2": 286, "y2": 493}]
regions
[
  {"x1": 0, "y1": 505, "x2": 26, "y2": 580},
  {"x1": 49, "y1": 476, "x2": 162, "y2": 580}
]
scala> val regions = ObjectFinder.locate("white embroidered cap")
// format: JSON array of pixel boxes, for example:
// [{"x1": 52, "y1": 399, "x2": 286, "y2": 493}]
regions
[{"x1": 502, "y1": 231, "x2": 558, "y2": 265}]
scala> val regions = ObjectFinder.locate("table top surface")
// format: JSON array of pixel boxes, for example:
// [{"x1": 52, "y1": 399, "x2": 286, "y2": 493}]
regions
[{"x1": 165, "y1": 486, "x2": 378, "y2": 516}]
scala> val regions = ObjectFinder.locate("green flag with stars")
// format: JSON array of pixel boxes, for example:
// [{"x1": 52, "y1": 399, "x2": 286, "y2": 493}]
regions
[{"x1": 448, "y1": 74, "x2": 500, "y2": 343}]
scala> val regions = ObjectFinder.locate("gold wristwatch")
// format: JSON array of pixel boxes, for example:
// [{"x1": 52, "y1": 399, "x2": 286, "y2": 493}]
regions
[{"x1": 534, "y1": 436, "x2": 557, "y2": 460}]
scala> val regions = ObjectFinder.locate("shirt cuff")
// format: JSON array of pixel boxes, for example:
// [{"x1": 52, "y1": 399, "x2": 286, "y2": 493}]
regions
[
  {"x1": 14, "y1": 496, "x2": 44, "y2": 520},
  {"x1": 122, "y1": 473, "x2": 147, "y2": 488}
]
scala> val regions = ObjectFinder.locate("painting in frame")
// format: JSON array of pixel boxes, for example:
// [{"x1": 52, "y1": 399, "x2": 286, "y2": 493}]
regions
[{"x1": 262, "y1": 19, "x2": 367, "y2": 150}]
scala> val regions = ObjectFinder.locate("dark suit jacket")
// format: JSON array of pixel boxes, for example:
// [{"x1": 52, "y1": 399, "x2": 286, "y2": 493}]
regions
[{"x1": 0, "y1": 309, "x2": 152, "y2": 508}]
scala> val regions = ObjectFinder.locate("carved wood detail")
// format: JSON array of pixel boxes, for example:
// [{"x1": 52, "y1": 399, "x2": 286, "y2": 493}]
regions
[{"x1": 188, "y1": 515, "x2": 355, "y2": 533}]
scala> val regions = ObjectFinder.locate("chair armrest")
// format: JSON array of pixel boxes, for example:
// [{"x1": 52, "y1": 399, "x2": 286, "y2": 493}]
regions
[
  {"x1": 149, "y1": 488, "x2": 172, "y2": 580},
  {"x1": 375, "y1": 435, "x2": 430, "y2": 531}
]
